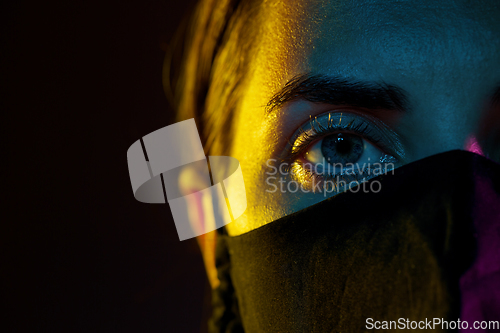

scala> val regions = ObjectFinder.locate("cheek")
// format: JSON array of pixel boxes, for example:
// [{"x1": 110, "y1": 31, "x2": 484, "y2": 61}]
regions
[
  {"x1": 225, "y1": 113, "x2": 279, "y2": 233},
  {"x1": 228, "y1": 110, "x2": 322, "y2": 234}
]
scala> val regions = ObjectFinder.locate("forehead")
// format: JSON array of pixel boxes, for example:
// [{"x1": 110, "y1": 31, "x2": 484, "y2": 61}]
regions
[{"x1": 250, "y1": 0, "x2": 500, "y2": 100}]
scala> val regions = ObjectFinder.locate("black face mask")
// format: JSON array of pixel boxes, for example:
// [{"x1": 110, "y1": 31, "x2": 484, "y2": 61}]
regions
[{"x1": 209, "y1": 151, "x2": 500, "y2": 333}]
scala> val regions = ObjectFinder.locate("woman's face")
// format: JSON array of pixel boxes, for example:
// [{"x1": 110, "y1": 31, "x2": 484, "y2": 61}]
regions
[{"x1": 225, "y1": 0, "x2": 500, "y2": 235}]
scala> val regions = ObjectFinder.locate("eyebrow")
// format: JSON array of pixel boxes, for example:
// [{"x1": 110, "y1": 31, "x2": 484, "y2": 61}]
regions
[{"x1": 266, "y1": 74, "x2": 410, "y2": 113}]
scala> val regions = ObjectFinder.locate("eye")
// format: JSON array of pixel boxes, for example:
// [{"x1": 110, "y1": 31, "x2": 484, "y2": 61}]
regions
[
  {"x1": 283, "y1": 111, "x2": 404, "y2": 192},
  {"x1": 303, "y1": 132, "x2": 392, "y2": 175}
]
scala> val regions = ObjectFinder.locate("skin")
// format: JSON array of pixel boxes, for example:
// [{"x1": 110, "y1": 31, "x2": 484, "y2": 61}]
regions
[
  {"x1": 226, "y1": 0, "x2": 500, "y2": 235},
  {"x1": 191, "y1": 0, "x2": 500, "y2": 287}
]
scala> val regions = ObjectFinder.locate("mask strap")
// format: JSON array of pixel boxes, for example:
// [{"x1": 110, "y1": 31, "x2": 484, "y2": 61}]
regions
[{"x1": 208, "y1": 232, "x2": 244, "y2": 332}]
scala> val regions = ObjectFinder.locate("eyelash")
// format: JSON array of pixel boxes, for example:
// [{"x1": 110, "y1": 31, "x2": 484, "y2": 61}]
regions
[{"x1": 281, "y1": 112, "x2": 396, "y2": 189}]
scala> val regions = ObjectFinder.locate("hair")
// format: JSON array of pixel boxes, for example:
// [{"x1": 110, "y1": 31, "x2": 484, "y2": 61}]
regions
[{"x1": 164, "y1": 0, "x2": 263, "y2": 156}]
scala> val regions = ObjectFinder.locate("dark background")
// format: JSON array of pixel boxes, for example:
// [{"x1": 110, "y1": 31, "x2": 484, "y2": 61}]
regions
[{"x1": 3, "y1": 0, "x2": 210, "y2": 332}]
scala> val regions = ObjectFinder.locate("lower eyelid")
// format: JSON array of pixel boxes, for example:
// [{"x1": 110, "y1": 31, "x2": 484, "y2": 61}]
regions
[{"x1": 288, "y1": 159, "x2": 380, "y2": 193}]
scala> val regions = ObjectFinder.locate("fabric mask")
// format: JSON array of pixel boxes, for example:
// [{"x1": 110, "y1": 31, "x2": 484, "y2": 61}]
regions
[{"x1": 209, "y1": 150, "x2": 500, "y2": 332}]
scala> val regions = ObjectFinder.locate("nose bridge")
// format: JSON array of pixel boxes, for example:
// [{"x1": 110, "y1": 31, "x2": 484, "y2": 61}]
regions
[{"x1": 402, "y1": 92, "x2": 484, "y2": 161}]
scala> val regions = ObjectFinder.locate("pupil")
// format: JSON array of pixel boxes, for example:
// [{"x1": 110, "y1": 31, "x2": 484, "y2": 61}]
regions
[
  {"x1": 336, "y1": 135, "x2": 351, "y2": 155},
  {"x1": 321, "y1": 133, "x2": 364, "y2": 165}
]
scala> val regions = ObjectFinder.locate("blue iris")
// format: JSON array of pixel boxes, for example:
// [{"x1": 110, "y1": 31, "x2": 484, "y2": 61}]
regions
[{"x1": 321, "y1": 133, "x2": 363, "y2": 165}]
